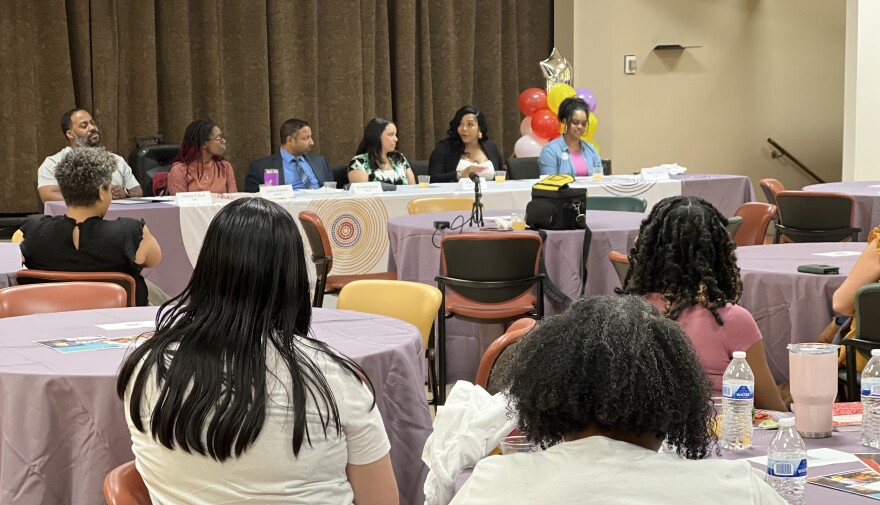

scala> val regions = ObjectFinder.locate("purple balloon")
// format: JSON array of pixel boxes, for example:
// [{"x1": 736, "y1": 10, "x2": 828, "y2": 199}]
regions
[{"x1": 576, "y1": 87, "x2": 597, "y2": 112}]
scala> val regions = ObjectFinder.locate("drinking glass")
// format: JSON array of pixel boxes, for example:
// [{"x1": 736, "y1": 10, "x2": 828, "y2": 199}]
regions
[
  {"x1": 324, "y1": 181, "x2": 337, "y2": 192},
  {"x1": 500, "y1": 435, "x2": 535, "y2": 455},
  {"x1": 418, "y1": 175, "x2": 431, "y2": 188},
  {"x1": 494, "y1": 171, "x2": 507, "y2": 183}
]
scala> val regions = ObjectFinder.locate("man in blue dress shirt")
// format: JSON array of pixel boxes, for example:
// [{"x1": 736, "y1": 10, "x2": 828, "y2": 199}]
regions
[{"x1": 245, "y1": 118, "x2": 335, "y2": 192}]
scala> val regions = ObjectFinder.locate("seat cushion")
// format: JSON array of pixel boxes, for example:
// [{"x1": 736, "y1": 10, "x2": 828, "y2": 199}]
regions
[
  {"x1": 445, "y1": 291, "x2": 536, "y2": 320},
  {"x1": 325, "y1": 272, "x2": 397, "y2": 291}
]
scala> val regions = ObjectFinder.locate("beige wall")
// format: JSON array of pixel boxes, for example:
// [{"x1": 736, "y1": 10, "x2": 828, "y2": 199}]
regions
[{"x1": 557, "y1": 0, "x2": 845, "y2": 198}]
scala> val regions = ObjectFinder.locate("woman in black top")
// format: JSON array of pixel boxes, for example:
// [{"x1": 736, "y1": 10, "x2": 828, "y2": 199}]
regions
[
  {"x1": 428, "y1": 106, "x2": 506, "y2": 183},
  {"x1": 20, "y1": 147, "x2": 161, "y2": 306}
]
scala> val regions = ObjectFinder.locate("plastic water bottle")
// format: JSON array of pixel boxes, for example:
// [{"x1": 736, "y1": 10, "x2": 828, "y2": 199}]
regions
[
  {"x1": 721, "y1": 351, "x2": 754, "y2": 450},
  {"x1": 861, "y1": 349, "x2": 880, "y2": 448},
  {"x1": 766, "y1": 417, "x2": 807, "y2": 505}
]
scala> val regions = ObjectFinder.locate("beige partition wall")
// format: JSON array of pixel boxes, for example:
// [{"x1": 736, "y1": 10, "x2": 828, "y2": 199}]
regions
[{"x1": 555, "y1": 0, "x2": 846, "y2": 195}]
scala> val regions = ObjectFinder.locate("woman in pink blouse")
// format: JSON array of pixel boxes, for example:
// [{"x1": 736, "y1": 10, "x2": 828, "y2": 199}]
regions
[{"x1": 167, "y1": 119, "x2": 237, "y2": 195}]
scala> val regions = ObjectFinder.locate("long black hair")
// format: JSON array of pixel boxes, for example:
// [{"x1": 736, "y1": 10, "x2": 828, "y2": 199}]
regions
[
  {"x1": 621, "y1": 195, "x2": 742, "y2": 325},
  {"x1": 117, "y1": 197, "x2": 372, "y2": 461},
  {"x1": 445, "y1": 105, "x2": 490, "y2": 150},
  {"x1": 355, "y1": 117, "x2": 403, "y2": 170}
]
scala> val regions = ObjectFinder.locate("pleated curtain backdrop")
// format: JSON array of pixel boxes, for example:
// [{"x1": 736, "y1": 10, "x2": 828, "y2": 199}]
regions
[{"x1": 0, "y1": 0, "x2": 552, "y2": 213}]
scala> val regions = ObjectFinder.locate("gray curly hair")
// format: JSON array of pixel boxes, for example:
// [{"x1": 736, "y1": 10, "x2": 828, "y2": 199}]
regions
[{"x1": 55, "y1": 147, "x2": 115, "y2": 207}]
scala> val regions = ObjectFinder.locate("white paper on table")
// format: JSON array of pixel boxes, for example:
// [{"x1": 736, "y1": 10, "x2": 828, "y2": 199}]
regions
[
  {"x1": 95, "y1": 321, "x2": 155, "y2": 330},
  {"x1": 746, "y1": 448, "x2": 859, "y2": 467},
  {"x1": 812, "y1": 251, "x2": 863, "y2": 257},
  {"x1": 868, "y1": 185, "x2": 880, "y2": 188}
]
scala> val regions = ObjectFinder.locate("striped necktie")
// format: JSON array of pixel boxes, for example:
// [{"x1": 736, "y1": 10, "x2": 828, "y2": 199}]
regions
[{"x1": 294, "y1": 157, "x2": 313, "y2": 189}]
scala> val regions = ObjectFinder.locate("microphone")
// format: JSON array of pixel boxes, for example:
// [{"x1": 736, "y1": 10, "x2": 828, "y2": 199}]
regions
[{"x1": 468, "y1": 171, "x2": 481, "y2": 183}]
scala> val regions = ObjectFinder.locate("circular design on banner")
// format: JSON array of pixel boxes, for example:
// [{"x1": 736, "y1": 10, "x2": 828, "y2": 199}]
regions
[{"x1": 307, "y1": 197, "x2": 388, "y2": 275}]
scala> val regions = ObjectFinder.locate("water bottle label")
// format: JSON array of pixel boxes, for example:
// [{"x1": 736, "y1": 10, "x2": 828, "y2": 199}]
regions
[
  {"x1": 722, "y1": 383, "x2": 754, "y2": 400},
  {"x1": 767, "y1": 458, "x2": 807, "y2": 477},
  {"x1": 861, "y1": 379, "x2": 880, "y2": 398}
]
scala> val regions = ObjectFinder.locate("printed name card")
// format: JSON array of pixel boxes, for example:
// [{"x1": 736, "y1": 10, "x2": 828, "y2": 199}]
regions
[
  {"x1": 259, "y1": 184, "x2": 295, "y2": 201},
  {"x1": 640, "y1": 166, "x2": 671, "y2": 180},
  {"x1": 457, "y1": 178, "x2": 476, "y2": 191},
  {"x1": 175, "y1": 191, "x2": 213, "y2": 206},
  {"x1": 350, "y1": 182, "x2": 383, "y2": 195}
]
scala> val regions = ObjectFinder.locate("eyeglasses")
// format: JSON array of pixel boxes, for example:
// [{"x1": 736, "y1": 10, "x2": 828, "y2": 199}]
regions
[{"x1": 210, "y1": 135, "x2": 226, "y2": 143}]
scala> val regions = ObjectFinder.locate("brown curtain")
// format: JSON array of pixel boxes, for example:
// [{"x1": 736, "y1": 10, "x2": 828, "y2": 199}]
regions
[{"x1": 0, "y1": 0, "x2": 552, "y2": 213}]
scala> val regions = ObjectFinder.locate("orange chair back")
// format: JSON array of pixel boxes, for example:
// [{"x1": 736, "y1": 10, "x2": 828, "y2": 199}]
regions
[
  {"x1": 734, "y1": 202, "x2": 775, "y2": 246},
  {"x1": 0, "y1": 282, "x2": 128, "y2": 318},
  {"x1": 298, "y1": 211, "x2": 334, "y2": 275},
  {"x1": 475, "y1": 318, "x2": 537, "y2": 392},
  {"x1": 607, "y1": 250, "x2": 630, "y2": 289},
  {"x1": 15, "y1": 269, "x2": 138, "y2": 307},
  {"x1": 104, "y1": 460, "x2": 151, "y2": 505},
  {"x1": 759, "y1": 178, "x2": 785, "y2": 206}
]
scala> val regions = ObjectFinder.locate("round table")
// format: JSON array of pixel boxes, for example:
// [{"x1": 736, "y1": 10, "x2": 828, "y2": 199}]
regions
[
  {"x1": 0, "y1": 307, "x2": 432, "y2": 505},
  {"x1": 736, "y1": 242, "x2": 865, "y2": 382},
  {"x1": 803, "y1": 181, "x2": 880, "y2": 241},
  {"x1": 0, "y1": 243, "x2": 22, "y2": 288}
]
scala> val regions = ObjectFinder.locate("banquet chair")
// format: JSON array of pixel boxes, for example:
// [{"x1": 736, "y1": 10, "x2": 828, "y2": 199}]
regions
[
  {"x1": 475, "y1": 317, "x2": 537, "y2": 394},
  {"x1": 16, "y1": 269, "x2": 138, "y2": 307},
  {"x1": 759, "y1": 178, "x2": 785, "y2": 207},
  {"x1": 607, "y1": 250, "x2": 630, "y2": 289},
  {"x1": 435, "y1": 233, "x2": 544, "y2": 404},
  {"x1": 330, "y1": 164, "x2": 349, "y2": 187},
  {"x1": 725, "y1": 216, "x2": 744, "y2": 240},
  {"x1": 843, "y1": 283, "x2": 880, "y2": 401},
  {"x1": 409, "y1": 159, "x2": 429, "y2": 177},
  {"x1": 337, "y1": 280, "x2": 443, "y2": 404},
  {"x1": 773, "y1": 191, "x2": 860, "y2": 243},
  {"x1": 734, "y1": 202, "x2": 776, "y2": 247},
  {"x1": 506, "y1": 157, "x2": 539, "y2": 180},
  {"x1": 407, "y1": 197, "x2": 474, "y2": 215},
  {"x1": 297, "y1": 211, "x2": 396, "y2": 307},
  {"x1": 130, "y1": 143, "x2": 179, "y2": 197},
  {"x1": 104, "y1": 460, "x2": 150, "y2": 505},
  {"x1": 0, "y1": 282, "x2": 127, "y2": 318},
  {"x1": 588, "y1": 195, "x2": 647, "y2": 213}
]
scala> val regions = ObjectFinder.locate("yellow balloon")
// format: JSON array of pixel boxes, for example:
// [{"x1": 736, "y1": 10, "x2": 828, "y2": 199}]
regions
[
  {"x1": 547, "y1": 83, "x2": 576, "y2": 114},
  {"x1": 581, "y1": 112, "x2": 598, "y2": 140},
  {"x1": 586, "y1": 139, "x2": 601, "y2": 156}
]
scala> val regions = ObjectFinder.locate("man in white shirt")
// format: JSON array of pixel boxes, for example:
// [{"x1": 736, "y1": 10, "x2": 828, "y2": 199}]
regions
[{"x1": 38, "y1": 108, "x2": 142, "y2": 203}]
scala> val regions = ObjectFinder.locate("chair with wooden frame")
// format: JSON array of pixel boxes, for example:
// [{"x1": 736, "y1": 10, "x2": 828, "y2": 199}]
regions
[
  {"x1": 734, "y1": 202, "x2": 776, "y2": 247},
  {"x1": 0, "y1": 282, "x2": 128, "y2": 318},
  {"x1": 407, "y1": 197, "x2": 475, "y2": 215},
  {"x1": 15, "y1": 269, "x2": 138, "y2": 307},
  {"x1": 475, "y1": 317, "x2": 537, "y2": 394},
  {"x1": 103, "y1": 460, "x2": 150, "y2": 505},
  {"x1": 773, "y1": 191, "x2": 860, "y2": 243}
]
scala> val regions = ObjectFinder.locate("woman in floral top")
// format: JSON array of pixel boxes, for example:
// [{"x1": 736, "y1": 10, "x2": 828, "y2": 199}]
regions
[{"x1": 348, "y1": 117, "x2": 415, "y2": 185}]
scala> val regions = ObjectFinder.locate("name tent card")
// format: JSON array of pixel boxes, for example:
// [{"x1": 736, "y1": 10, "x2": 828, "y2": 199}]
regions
[
  {"x1": 259, "y1": 184, "x2": 295, "y2": 201},
  {"x1": 457, "y1": 178, "x2": 476, "y2": 191},
  {"x1": 640, "y1": 166, "x2": 671, "y2": 180},
  {"x1": 175, "y1": 191, "x2": 213, "y2": 206},
  {"x1": 350, "y1": 182, "x2": 383, "y2": 195}
]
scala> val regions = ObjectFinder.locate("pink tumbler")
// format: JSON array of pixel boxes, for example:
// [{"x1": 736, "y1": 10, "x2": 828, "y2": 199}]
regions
[{"x1": 787, "y1": 343, "x2": 840, "y2": 438}]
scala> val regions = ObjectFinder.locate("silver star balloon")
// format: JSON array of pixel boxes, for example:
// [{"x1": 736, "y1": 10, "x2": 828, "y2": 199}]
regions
[{"x1": 539, "y1": 48, "x2": 573, "y2": 92}]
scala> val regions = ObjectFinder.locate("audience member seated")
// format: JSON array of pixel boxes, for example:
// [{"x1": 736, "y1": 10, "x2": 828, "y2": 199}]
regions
[
  {"x1": 348, "y1": 117, "x2": 415, "y2": 185},
  {"x1": 167, "y1": 119, "x2": 237, "y2": 195},
  {"x1": 537, "y1": 97, "x2": 601, "y2": 177},
  {"x1": 117, "y1": 197, "x2": 398, "y2": 505},
  {"x1": 21, "y1": 147, "x2": 161, "y2": 306},
  {"x1": 38, "y1": 108, "x2": 143, "y2": 203},
  {"x1": 832, "y1": 226, "x2": 880, "y2": 372},
  {"x1": 451, "y1": 296, "x2": 786, "y2": 505},
  {"x1": 244, "y1": 118, "x2": 334, "y2": 192},
  {"x1": 428, "y1": 105, "x2": 506, "y2": 183},
  {"x1": 622, "y1": 195, "x2": 787, "y2": 411}
]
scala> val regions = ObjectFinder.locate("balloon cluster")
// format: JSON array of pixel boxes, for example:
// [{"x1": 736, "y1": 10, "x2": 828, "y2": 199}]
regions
[{"x1": 514, "y1": 84, "x2": 600, "y2": 158}]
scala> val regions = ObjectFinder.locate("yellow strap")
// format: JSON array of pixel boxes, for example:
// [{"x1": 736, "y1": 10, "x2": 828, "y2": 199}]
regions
[{"x1": 533, "y1": 174, "x2": 574, "y2": 191}]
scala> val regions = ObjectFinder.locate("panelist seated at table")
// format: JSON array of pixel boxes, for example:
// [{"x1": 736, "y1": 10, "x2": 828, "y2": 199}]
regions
[
  {"x1": 832, "y1": 226, "x2": 880, "y2": 372},
  {"x1": 244, "y1": 118, "x2": 334, "y2": 192},
  {"x1": 38, "y1": 108, "x2": 143, "y2": 203},
  {"x1": 166, "y1": 118, "x2": 238, "y2": 195},
  {"x1": 451, "y1": 296, "x2": 787, "y2": 505},
  {"x1": 348, "y1": 117, "x2": 415, "y2": 186},
  {"x1": 118, "y1": 198, "x2": 398, "y2": 505},
  {"x1": 21, "y1": 147, "x2": 161, "y2": 306},
  {"x1": 428, "y1": 105, "x2": 506, "y2": 183},
  {"x1": 622, "y1": 195, "x2": 788, "y2": 412},
  {"x1": 537, "y1": 97, "x2": 601, "y2": 177}
]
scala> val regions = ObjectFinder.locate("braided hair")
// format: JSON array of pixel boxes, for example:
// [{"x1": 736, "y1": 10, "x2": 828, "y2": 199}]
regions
[{"x1": 622, "y1": 196, "x2": 742, "y2": 325}]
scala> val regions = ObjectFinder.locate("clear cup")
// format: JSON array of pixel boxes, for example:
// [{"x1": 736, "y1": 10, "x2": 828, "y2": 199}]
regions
[
  {"x1": 324, "y1": 181, "x2": 337, "y2": 192},
  {"x1": 495, "y1": 171, "x2": 507, "y2": 183},
  {"x1": 418, "y1": 175, "x2": 431, "y2": 188},
  {"x1": 499, "y1": 435, "x2": 536, "y2": 455},
  {"x1": 511, "y1": 212, "x2": 526, "y2": 231}
]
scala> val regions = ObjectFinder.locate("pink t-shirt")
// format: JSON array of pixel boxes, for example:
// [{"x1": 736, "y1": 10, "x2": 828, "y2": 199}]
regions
[
  {"x1": 570, "y1": 150, "x2": 590, "y2": 177},
  {"x1": 645, "y1": 293, "x2": 763, "y2": 396}
]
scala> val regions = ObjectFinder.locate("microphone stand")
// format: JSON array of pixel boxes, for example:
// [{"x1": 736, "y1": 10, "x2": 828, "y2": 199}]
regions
[{"x1": 469, "y1": 173, "x2": 484, "y2": 227}]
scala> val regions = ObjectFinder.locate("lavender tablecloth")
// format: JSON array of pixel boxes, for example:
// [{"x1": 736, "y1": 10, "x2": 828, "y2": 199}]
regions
[
  {"x1": 387, "y1": 209, "x2": 643, "y2": 381},
  {"x1": 0, "y1": 243, "x2": 22, "y2": 288},
  {"x1": 0, "y1": 307, "x2": 432, "y2": 505},
  {"x1": 737, "y1": 242, "x2": 865, "y2": 382},
  {"x1": 675, "y1": 173, "x2": 756, "y2": 216},
  {"x1": 803, "y1": 181, "x2": 880, "y2": 241}
]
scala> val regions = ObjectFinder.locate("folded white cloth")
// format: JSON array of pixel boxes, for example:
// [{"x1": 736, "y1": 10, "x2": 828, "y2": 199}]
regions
[{"x1": 422, "y1": 381, "x2": 515, "y2": 505}]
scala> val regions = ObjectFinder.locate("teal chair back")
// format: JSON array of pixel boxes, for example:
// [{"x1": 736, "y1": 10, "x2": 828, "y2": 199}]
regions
[{"x1": 587, "y1": 195, "x2": 647, "y2": 213}]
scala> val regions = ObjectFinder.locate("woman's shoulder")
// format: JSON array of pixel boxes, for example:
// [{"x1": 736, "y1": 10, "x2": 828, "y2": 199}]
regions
[
  {"x1": 349, "y1": 153, "x2": 370, "y2": 170},
  {"x1": 389, "y1": 151, "x2": 409, "y2": 166}
]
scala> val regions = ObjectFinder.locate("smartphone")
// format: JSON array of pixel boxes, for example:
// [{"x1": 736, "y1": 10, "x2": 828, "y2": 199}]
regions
[{"x1": 796, "y1": 264, "x2": 840, "y2": 275}]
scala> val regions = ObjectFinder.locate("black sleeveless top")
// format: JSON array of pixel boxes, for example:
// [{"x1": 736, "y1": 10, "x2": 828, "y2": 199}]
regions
[{"x1": 20, "y1": 215, "x2": 149, "y2": 306}]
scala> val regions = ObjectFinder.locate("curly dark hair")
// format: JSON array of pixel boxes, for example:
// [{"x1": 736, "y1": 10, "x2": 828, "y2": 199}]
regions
[
  {"x1": 621, "y1": 195, "x2": 742, "y2": 325},
  {"x1": 54, "y1": 147, "x2": 114, "y2": 207},
  {"x1": 501, "y1": 295, "x2": 716, "y2": 459}
]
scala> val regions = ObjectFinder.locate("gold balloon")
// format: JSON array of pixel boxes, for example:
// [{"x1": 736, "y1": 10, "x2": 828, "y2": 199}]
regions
[
  {"x1": 580, "y1": 113, "x2": 598, "y2": 140},
  {"x1": 547, "y1": 83, "x2": 576, "y2": 114},
  {"x1": 539, "y1": 47, "x2": 573, "y2": 93}
]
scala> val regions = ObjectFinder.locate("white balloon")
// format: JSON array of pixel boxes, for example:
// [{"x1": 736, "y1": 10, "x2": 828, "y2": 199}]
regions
[
  {"x1": 514, "y1": 134, "x2": 544, "y2": 158},
  {"x1": 519, "y1": 116, "x2": 532, "y2": 137},
  {"x1": 530, "y1": 133, "x2": 550, "y2": 146}
]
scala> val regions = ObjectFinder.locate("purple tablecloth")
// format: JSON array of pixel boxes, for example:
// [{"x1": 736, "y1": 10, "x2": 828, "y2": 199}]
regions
[
  {"x1": 803, "y1": 181, "x2": 880, "y2": 241},
  {"x1": 44, "y1": 201, "x2": 192, "y2": 297},
  {"x1": 737, "y1": 243, "x2": 865, "y2": 382},
  {"x1": 0, "y1": 243, "x2": 22, "y2": 288},
  {"x1": 0, "y1": 307, "x2": 431, "y2": 505},
  {"x1": 387, "y1": 210, "x2": 643, "y2": 381},
  {"x1": 675, "y1": 174, "x2": 756, "y2": 216}
]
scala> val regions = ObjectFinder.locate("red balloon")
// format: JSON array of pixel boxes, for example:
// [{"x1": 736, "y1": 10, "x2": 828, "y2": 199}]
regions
[
  {"x1": 518, "y1": 88, "x2": 548, "y2": 116},
  {"x1": 530, "y1": 110, "x2": 561, "y2": 140}
]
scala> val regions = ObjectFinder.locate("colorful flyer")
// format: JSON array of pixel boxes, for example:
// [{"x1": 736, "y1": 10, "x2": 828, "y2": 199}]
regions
[{"x1": 36, "y1": 334, "x2": 149, "y2": 353}]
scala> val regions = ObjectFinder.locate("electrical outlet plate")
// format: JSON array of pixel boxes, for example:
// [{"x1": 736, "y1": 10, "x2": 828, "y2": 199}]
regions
[{"x1": 624, "y1": 55, "x2": 636, "y2": 74}]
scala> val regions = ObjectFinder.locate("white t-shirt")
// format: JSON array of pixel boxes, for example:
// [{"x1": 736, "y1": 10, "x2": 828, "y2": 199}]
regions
[
  {"x1": 455, "y1": 158, "x2": 496, "y2": 180},
  {"x1": 37, "y1": 146, "x2": 140, "y2": 190},
  {"x1": 125, "y1": 341, "x2": 391, "y2": 504},
  {"x1": 450, "y1": 436, "x2": 787, "y2": 505}
]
